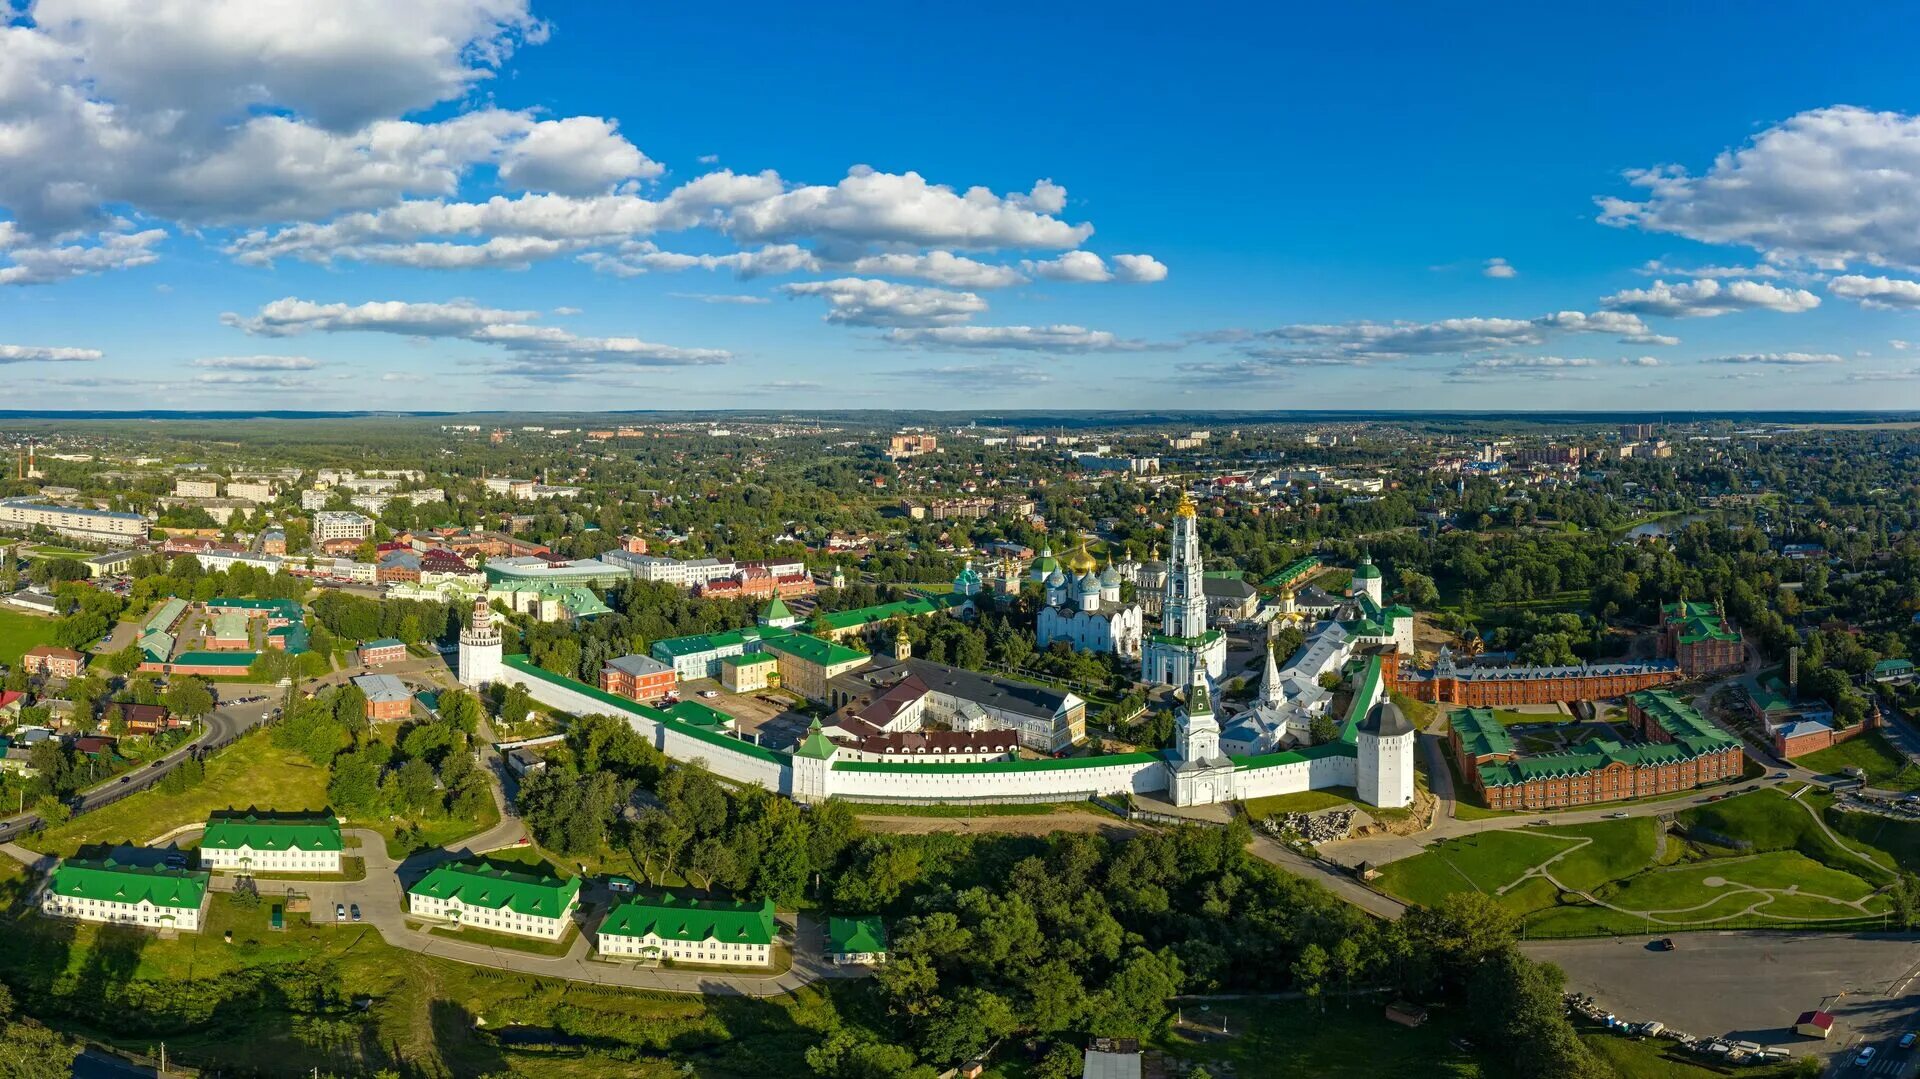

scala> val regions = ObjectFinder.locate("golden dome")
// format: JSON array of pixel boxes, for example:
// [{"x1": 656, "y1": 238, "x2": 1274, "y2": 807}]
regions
[
  {"x1": 1176, "y1": 490, "x2": 1197, "y2": 518},
  {"x1": 1067, "y1": 540, "x2": 1097, "y2": 573}
]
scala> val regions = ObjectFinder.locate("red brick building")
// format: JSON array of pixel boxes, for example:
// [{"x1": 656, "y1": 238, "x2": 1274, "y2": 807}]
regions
[
  {"x1": 1393, "y1": 649, "x2": 1680, "y2": 706},
  {"x1": 358, "y1": 638, "x2": 408, "y2": 666},
  {"x1": 698, "y1": 566, "x2": 816, "y2": 602},
  {"x1": 1449, "y1": 689, "x2": 1741, "y2": 810},
  {"x1": 21, "y1": 645, "x2": 86, "y2": 679},
  {"x1": 600, "y1": 655, "x2": 676, "y2": 702},
  {"x1": 1658, "y1": 600, "x2": 1744, "y2": 678}
]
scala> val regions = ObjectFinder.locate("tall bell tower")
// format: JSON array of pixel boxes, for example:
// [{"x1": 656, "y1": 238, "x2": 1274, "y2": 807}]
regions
[{"x1": 458, "y1": 598, "x2": 503, "y2": 687}]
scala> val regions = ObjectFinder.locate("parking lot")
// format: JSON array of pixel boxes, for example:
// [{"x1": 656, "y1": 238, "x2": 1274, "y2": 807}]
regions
[
  {"x1": 676, "y1": 680, "x2": 814, "y2": 750},
  {"x1": 1525, "y1": 932, "x2": 1920, "y2": 1073}
]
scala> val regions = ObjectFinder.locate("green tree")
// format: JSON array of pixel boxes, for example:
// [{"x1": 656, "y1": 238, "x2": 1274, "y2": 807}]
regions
[
  {"x1": 1291, "y1": 942, "x2": 1329, "y2": 1012},
  {"x1": 163, "y1": 677, "x2": 214, "y2": 720}
]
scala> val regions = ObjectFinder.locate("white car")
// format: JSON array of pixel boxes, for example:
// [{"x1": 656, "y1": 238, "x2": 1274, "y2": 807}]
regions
[
  {"x1": 699, "y1": 690, "x2": 720, "y2": 699},
  {"x1": 1857, "y1": 1046, "x2": 1876, "y2": 1067}
]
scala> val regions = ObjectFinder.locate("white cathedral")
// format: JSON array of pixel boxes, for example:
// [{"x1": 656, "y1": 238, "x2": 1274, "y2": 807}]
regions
[
  {"x1": 1140, "y1": 492, "x2": 1228, "y2": 686},
  {"x1": 1035, "y1": 545, "x2": 1144, "y2": 658}
]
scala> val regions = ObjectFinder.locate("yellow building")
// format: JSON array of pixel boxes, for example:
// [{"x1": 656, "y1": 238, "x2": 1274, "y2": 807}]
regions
[{"x1": 761, "y1": 635, "x2": 869, "y2": 702}]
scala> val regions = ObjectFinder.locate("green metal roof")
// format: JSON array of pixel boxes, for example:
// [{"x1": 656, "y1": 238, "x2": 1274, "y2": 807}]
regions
[
  {"x1": 721, "y1": 652, "x2": 778, "y2": 667},
  {"x1": 1261, "y1": 555, "x2": 1321, "y2": 589},
  {"x1": 827, "y1": 914, "x2": 887, "y2": 954},
  {"x1": 202, "y1": 812, "x2": 343, "y2": 853},
  {"x1": 170, "y1": 651, "x2": 258, "y2": 666},
  {"x1": 600, "y1": 893, "x2": 775, "y2": 945},
  {"x1": 408, "y1": 860, "x2": 581, "y2": 917},
  {"x1": 209, "y1": 610, "x2": 251, "y2": 640},
  {"x1": 760, "y1": 633, "x2": 868, "y2": 669},
  {"x1": 268, "y1": 624, "x2": 310, "y2": 655},
  {"x1": 50, "y1": 858, "x2": 208, "y2": 911},
  {"x1": 1339, "y1": 654, "x2": 1383, "y2": 746},
  {"x1": 662, "y1": 700, "x2": 733, "y2": 729},
  {"x1": 363, "y1": 637, "x2": 404, "y2": 650},
  {"x1": 144, "y1": 597, "x2": 188, "y2": 634},
  {"x1": 762, "y1": 596, "x2": 794, "y2": 622},
  {"x1": 795, "y1": 720, "x2": 836, "y2": 760},
  {"x1": 1449, "y1": 707, "x2": 1516, "y2": 759},
  {"x1": 651, "y1": 625, "x2": 780, "y2": 659},
  {"x1": 833, "y1": 751, "x2": 1162, "y2": 775},
  {"x1": 503, "y1": 655, "x2": 787, "y2": 765},
  {"x1": 813, "y1": 593, "x2": 967, "y2": 631},
  {"x1": 208, "y1": 597, "x2": 303, "y2": 621},
  {"x1": 1875, "y1": 658, "x2": 1915, "y2": 675}
]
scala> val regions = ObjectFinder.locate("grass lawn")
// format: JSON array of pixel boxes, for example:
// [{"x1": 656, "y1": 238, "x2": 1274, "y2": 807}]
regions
[
  {"x1": 0, "y1": 883, "x2": 849, "y2": 1078},
  {"x1": 1797, "y1": 731, "x2": 1920, "y2": 790},
  {"x1": 0, "y1": 607, "x2": 59, "y2": 669},
  {"x1": 1243, "y1": 788, "x2": 1361, "y2": 819},
  {"x1": 1602, "y1": 851, "x2": 1877, "y2": 913},
  {"x1": 1825, "y1": 804, "x2": 1920, "y2": 873},
  {"x1": 22, "y1": 729, "x2": 331, "y2": 858},
  {"x1": 1679, "y1": 789, "x2": 1892, "y2": 884},
  {"x1": 1451, "y1": 801, "x2": 1515, "y2": 822},
  {"x1": 1539, "y1": 819, "x2": 1659, "y2": 893},
  {"x1": 428, "y1": 923, "x2": 575, "y2": 957},
  {"x1": 1152, "y1": 997, "x2": 1494, "y2": 1078},
  {"x1": 1375, "y1": 830, "x2": 1581, "y2": 909}
]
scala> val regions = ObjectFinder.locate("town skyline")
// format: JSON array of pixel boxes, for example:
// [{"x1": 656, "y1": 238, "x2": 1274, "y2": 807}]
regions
[{"x1": 6, "y1": 2, "x2": 1920, "y2": 411}]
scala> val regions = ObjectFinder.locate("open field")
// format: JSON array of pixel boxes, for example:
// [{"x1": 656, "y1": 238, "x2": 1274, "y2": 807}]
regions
[
  {"x1": 22, "y1": 730, "x2": 332, "y2": 858},
  {"x1": 1242, "y1": 788, "x2": 1362, "y2": 819},
  {"x1": 1375, "y1": 829, "x2": 1583, "y2": 909},
  {"x1": 1377, "y1": 797, "x2": 1898, "y2": 937},
  {"x1": 1679, "y1": 789, "x2": 1893, "y2": 882},
  {"x1": 0, "y1": 607, "x2": 60, "y2": 669},
  {"x1": 1797, "y1": 731, "x2": 1920, "y2": 791}
]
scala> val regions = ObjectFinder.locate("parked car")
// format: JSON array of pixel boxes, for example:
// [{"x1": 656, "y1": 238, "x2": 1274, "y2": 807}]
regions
[
  {"x1": 1653, "y1": 938, "x2": 1676, "y2": 952},
  {"x1": 1773, "y1": 772, "x2": 1789, "y2": 779},
  {"x1": 1604, "y1": 811, "x2": 1630, "y2": 819},
  {"x1": 335, "y1": 903, "x2": 346, "y2": 921},
  {"x1": 350, "y1": 904, "x2": 361, "y2": 922},
  {"x1": 699, "y1": 690, "x2": 720, "y2": 699}
]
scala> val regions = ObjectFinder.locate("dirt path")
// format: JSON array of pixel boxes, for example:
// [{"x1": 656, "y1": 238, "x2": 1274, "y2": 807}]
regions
[{"x1": 854, "y1": 811, "x2": 1143, "y2": 837}]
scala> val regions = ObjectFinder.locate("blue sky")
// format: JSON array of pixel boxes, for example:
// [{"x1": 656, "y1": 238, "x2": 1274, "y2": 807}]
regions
[{"x1": 5, "y1": 1, "x2": 1920, "y2": 411}]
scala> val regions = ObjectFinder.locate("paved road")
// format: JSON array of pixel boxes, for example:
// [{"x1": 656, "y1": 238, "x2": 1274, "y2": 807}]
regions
[
  {"x1": 1525, "y1": 932, "x2": 1920, "y2": 1075},
  {"x1": 0, "y1": 683, "x2": 272, "y2": 844}
]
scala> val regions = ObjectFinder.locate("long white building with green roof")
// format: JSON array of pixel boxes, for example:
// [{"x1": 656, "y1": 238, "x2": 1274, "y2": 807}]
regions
[
  {"x1": 199, "y1": 812, "x2": 343, "y2": 874},
  {"x1": 596, "y1": 893, "x2": 777, "y2": 967},
  {"x1": 42, "y1": 857, "x2": 211, "y2": 932},
  {"x1": 407, "y1": 860, "x2": 581, "y2": 940}
]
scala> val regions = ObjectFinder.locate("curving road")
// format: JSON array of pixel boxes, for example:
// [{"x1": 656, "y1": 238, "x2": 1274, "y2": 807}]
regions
[{"x1": 0, "y1": 682, "x2": 271, "y2": 844}]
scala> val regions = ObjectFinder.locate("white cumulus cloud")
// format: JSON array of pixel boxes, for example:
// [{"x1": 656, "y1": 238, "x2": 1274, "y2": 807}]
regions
[
  {"x1": 1600, "y1": 106, "x2": 1920, "y2": 269},
  {"x1": 0, "y1": 344, "x2": 102, "y2": 363},
  {"x1": 1829, "y1": 275, "x2": 1920, "y2": 309},
  {"x1": 1599, "y1": 279, "x2": 1819, "y2": 318},
  {"x1": 780, "y1": 278, "x2": 988, "y2": 328}
]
